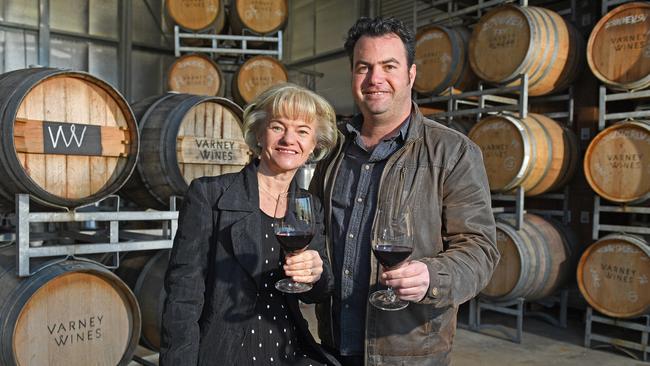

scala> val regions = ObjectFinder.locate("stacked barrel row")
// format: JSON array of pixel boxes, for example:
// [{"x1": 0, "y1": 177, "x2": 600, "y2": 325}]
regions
[
  {"x1": 0, "y1": 247, "x2": 142, "y2": 366},
  {"x1": 0, "y1": 68, "x2": 250, "y2": 213},
  {"x1": 416, "y1": 2, "x2": 650, "y2": 317},
  {"x1": 166, "y1": 0, "x2": 289, "y2": 106},
  {"x1": 414, "y1": 4, "x2": 584, "y2": 96},
  {"x1": 414, "y1": 3, "x2": 648, "y2": 96},
  {"x1": 0, "y1": 66, "x2": 251, "y2": 364},
  {"x1": 578, "y1": 2, "x2": 650, "y2": 320}
]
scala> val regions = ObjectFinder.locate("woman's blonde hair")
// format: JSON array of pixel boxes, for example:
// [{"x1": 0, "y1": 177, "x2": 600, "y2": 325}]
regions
[{"x1": 242, "y1": 83, "x2": 338, "y2": 161}]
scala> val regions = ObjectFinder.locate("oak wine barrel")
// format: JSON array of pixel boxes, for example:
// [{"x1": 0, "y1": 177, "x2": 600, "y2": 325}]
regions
[
  {"x1": 414, "y1": 25, "x2": 477, "y2": 95},
  {"x1": 587, "y1": 2, "x2": 650, "y2": 91},
  {"x1": 230, "y1": 0, "x2": 288, "y2": 35},
  {"x1": 120, "y1": 93, "x2": 249, "y2": 209},
  {"x1": 444, "y1": 118, "x2": 475, "y2": 135},
  {"x1": 583, "y1": 120, "x2": 650, "y2": 203},
  {"x1": 167, "y1": 54, "x2": 225, "y2": 97},
  {"x1": 468, "y1": 5, "x2": 584, "y2": 96},
  {"x1": 115, "y1": 250, "x2": 168, "y2": 350},
  {"x1": 232, "y1": 56, "x2": 288, "y2": 106},
  {"x1": 468, "y1": 113, "x2": 578, "y2": 196},
  {"x1": 481, "y1": 214, "x2": 576, "y2": 301},
  {"x1": 165, "y1": 0, "x2": 226, "y2": 33},
  {"x1": 0, "y1": 248, "x2": 141, "y2": 366},
  {"x1": 577, "y1": 234, "x2": 650, "y2": 318},
  {"x1": 0, "y1": 68, "x2": 139, "y2": 211}
]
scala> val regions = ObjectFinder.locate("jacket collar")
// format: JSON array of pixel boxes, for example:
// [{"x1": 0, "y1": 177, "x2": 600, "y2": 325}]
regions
[
  {"x1": 405, "y1": 101, "x2": 426, "y2": 141},
  {"x1": 344, "y1": 100, "x2": 425, "y2": 144},
  {"x1": 216, "y1": 159, "x2": 300, "y2": 289},
  {"x1": 217, "y1": 160, "x2": 259, "y2": 212}
]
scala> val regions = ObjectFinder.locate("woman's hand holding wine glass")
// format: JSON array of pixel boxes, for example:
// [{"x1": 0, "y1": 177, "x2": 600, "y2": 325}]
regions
[
  {"x1": 284, "y1": 250, "x2": 323, "y2": 283},
  {"x1": 274, "y1": 190, "x2": 321, "y2": 293}
]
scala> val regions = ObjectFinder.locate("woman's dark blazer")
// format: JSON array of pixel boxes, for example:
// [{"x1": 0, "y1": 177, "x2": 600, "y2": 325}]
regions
[{"x1": 159, "y1": 161, "x2": 337, "y2": 366}]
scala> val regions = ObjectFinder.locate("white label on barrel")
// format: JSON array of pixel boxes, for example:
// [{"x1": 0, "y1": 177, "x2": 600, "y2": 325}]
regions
[
  {"x1": 178, "y1": 136, "x2": 250, "y2": 165},
  {"x1": 596, "y1": 243, "x2": 642, "y2": 254},
  {"x1": 172, "y1": 74, "x2": 216, "y2": 87},
  {"x1": 605, "y1": 13, "x2": 647, "y2": 29},
  {"x1": 482, "y1": 14, "x2": 525, "y2": 31},
  {"x1": 418, "y1": 31, "x2": 444, "y2": 43},
  {"x1": 590, "y1": 267, "x2": 601, "y2": 288},
  {"x1": 179, "y1": 0, "x2": 217, "y2": 11},
  {"x1": 243, "y1": 0, "x2": 284, "y2": 20},
  {"x1": 480, "y1": 14, "x2": 523, "y2": 50},
  {"x1": 602, "y1": 128, "x2": 650, "y2": 142},
  {"x1": 628, "y1": 291, "x2": 639, "y2": 303},
  {"x1": 243, "y1": 59, "x2": 276, "y2": 71},
  {"x1": 43, "y1": 122, "x2": 102, "y2": 156}
]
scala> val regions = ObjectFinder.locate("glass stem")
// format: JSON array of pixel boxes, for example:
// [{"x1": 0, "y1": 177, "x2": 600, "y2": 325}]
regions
[{"x1": 386, "y1": 287, "x2": 397, "y2": 303}]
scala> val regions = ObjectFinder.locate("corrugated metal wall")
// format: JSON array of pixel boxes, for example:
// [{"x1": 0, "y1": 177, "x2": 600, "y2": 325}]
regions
[{"x1": 378, "y1": 0, "x2": 444, "y2": 31}]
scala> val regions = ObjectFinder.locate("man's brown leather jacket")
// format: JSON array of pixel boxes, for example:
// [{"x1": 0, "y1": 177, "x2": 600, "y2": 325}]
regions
[{"x1": 310, "y1": 103, "x2": 500, "y2": 365}]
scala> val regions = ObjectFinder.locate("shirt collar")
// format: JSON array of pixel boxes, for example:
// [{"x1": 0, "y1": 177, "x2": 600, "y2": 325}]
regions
[{"x1": 345, "y1": 114, "x2": 411, "y2": 143}]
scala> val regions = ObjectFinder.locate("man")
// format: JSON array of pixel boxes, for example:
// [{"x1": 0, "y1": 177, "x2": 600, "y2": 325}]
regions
[{"x1": 310, "y1": 16, "x2": 500, "y2": 365}]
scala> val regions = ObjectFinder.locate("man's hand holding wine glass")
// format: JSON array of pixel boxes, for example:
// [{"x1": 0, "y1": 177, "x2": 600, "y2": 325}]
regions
[
  {"x1": 380, "y1": 261, "x2": 430, "y2": 302},
  {"x1": 284, "y1": 249, "x2": 324, "y2": 284}
]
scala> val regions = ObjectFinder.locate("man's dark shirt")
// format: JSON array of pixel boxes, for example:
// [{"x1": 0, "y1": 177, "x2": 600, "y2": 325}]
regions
[{"x1": 329, "y1": 116, "x2": 409, "y2": 356}]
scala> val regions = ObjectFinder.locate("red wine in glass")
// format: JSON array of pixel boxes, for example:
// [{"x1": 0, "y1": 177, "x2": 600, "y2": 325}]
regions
[
  {"x1": 274, "y1": 191, "x2": 316, "y2": 293},
  {"x1": 275, "y1": 230, "x2": 314, "y2": 253},
  {"x1": 369, "y1": 210, "x2": 413, "y2": 311},
  {"x1": 372, "y1": 244, "x2": 413, "y2": 268}
]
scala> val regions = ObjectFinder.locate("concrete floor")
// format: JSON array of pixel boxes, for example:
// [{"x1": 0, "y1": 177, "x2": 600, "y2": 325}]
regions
[
  {"x1": 129, "y1": 305, "x2": 648, "y2": 365},
  {"x1": 452, "y1": 327, "x2": 643, "y2": 366},
  {"x1": 302, "y1": 303, "x2": 648, "y2": 366}
]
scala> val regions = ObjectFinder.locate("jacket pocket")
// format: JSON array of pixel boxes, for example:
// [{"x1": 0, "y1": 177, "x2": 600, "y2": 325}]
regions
[{"x1": 368, "y1": 304, "x2": 454, "y2": 357}]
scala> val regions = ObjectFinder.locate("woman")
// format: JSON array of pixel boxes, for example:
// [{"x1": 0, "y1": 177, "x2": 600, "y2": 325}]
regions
[{"x1": 160, "y1": 83, "x2": 339, "y2": 366}]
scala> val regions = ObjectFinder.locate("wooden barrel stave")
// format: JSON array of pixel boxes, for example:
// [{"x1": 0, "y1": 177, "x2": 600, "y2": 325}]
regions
[
  {"x1": 121, "y1": 93, "x2": 248, "y2": 209},
  {"x1": 167, "y1": 54, "x2": 225, "y2": 97},
  {"x1": 133, "y1": 250, "x2": 168, "y2": 350},
  {"x1": 166, "y1": 0, "x2": 225, "y2": 32},
  {"x1": 469, "y1": 5, "x2": 583, "y2": 96},
  {"x1": 583, "y1": 120, "x2": 650, "y2": 203},
  {"x1": 577, "y1": 234, "x2": 650, "y2": 318},
  {"x1": 525, "y1": 114, "x2": 578, "y2": 195},
  {"x1": 468, "y1": 113, "x2": 577, "y2": 196},
  {"x1": 114, "y1": 250, "x2": 168, "y2": 351},
  {"x1": 0, "y1": 248, "x2": 141, "y2": 365},
  {"x1": 230, "y1": 0, "x2": 288, "y2": 35},
  {"x1": 482, "y1": 214, "x2": 574, "y2": 302},
  {"x1": 231, "y1": 56, "x2": 288, "y2": 106},
  {"x1": 414, "y1": 26, "x2": 477, "y2": 95},
  {"x1": 0, "y1": 68, "x2": 138, "y2": 211},
  {"x1": 587, "y1": 2, "x2": 650, "y2": 91},
  {"x1": 481, "y1": 218, "x2": 536, "y2": 300}
]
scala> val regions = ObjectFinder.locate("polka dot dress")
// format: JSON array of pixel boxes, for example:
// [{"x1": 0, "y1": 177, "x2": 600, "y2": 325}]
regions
[{"x1": 237, "y1": 211, "x2": 326, "y2": 365}]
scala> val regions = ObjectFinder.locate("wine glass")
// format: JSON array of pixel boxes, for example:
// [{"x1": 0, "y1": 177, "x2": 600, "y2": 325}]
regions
[
  {"x1": 273, "y1": 190, "x2": 316, "y2": 293},
  {"x1": 369, "y1": 210, "x2": 413, "y2": 311}
]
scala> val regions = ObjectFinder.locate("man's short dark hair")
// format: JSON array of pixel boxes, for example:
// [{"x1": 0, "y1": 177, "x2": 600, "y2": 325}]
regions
[{"x1": 344, "y1": 16, "x2": 416, "y2": 68}]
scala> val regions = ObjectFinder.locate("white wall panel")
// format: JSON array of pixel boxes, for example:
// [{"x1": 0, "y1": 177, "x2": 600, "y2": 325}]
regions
[
  {"x1": 89, "y1": 0, "x2": 118, "y2": 38},
  {"x1": 316, "y1": 57, "x2": 355, "y2": 116},
  {"x1": 1, "y1": 30, "x2": 38, "y2": 71},
  {"x1": 51, "y1": 0, "x2": 88, "y2": 33},
  {"x1": 50, "y1": 37, "x2": 88, "y2": 71},
  {"x1": 89, "y1": 43, "x2": 117, "y2": 87},
  {"x1": 315, "y1": 0, "x2": 360, "y2": 53},
  {"x1": 1, "y1": 0, "x2": 38, "y2": 26}
]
